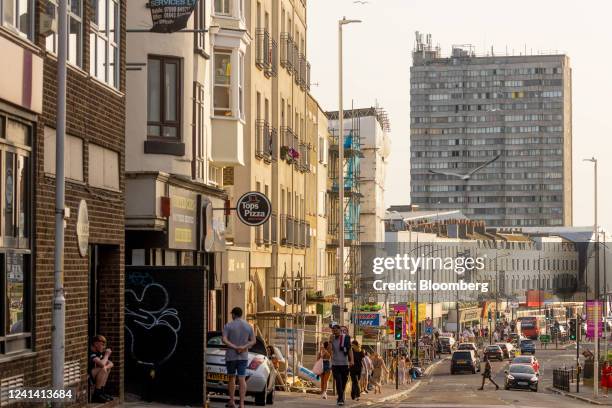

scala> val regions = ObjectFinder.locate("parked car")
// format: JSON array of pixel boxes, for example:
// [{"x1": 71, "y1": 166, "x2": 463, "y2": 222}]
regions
[
  {"x1": 484, "y1": 345, "x2": 504, "y2": 361},
  {"x1": 504, "y1": 363, "x2": 539, "y2": 392},
  {"x1": 450, "y1": 350, "x2": 481, "y2": 374},
  {"x1": 512, "y1": 355, "x2": 540, "y2": 374},
  {"x1": 205, "y1": 331, "x2": 275, "y2": 406},
  {"x1": 520, "y1": 339, "x2": 536, "y2": 355},
  {"x1": 440, "y1": 336, "x2": 456, "y2": 353},
  {"x1": 496, "y1": 342, "x2": 516, "y2": 359}
]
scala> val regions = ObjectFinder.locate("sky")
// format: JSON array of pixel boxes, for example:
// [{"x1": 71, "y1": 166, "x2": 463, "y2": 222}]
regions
[{"x1": 307, "y1": 0, "x2": 612, "y2": 231}]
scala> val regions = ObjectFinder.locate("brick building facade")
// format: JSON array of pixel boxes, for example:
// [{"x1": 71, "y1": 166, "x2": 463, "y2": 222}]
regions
[{"x1": 0, "y1": 0, "x2": 125, "y2": 404}]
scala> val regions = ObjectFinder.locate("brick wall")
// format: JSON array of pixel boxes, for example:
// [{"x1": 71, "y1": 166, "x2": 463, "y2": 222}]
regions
[{"x1": 0, "y1": 0, "x2": 126, "y2": 404}]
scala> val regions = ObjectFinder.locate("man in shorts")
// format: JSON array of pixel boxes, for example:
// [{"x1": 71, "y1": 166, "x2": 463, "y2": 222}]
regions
[
  {"x1": 223, "y1": 307, "x2": 256, "y2": 408},
  {"x1": 89, "y1": 335, "x2": 114, "y2": 402}
]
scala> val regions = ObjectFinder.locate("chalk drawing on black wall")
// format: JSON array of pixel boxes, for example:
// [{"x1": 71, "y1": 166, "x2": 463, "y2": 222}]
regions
[{"x1": 125, "y1": 282, "x2": 182, "y2": 366}]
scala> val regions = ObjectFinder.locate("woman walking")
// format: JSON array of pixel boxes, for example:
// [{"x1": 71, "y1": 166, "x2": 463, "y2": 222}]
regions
[
  {"x1": 370, "y1": 353, "x2": 388, "y2": 394},
  {"x1": 318, "y1": 341, "x2": 332, "y2": 399},
  {"x1": 361, "y1": 351, "x2": 372, "y2": 393},
  {"x1": 398, "y1": 354, "x2": 406, "y2": 385}
]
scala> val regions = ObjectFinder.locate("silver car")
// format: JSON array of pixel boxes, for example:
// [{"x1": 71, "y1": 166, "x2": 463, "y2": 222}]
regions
[{"x1": 206, "y1": 331, "x2": 276, "y2": 406}]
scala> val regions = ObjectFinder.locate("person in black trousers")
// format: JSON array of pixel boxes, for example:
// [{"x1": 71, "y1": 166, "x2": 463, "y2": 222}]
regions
[
  {"x1": 328, "y1": 325, "x2": 354, "y2": 406},
  {"x1": 350, "y1": 340, "x2": 364, "y2": 401},
  {"x1": 478, "y1": 356, "x2": 499, "y2": 390}
]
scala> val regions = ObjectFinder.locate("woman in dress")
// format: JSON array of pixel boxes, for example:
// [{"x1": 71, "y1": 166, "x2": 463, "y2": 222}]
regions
[
  {"x1": 370, "y1": 353, "x2": 388, "y2": 394},
  {"x1": 601, "y1": 360, "x2": 612, "y2": 397},
  {"x1": 360, "y1": 351, "x2": 372, "y2": 393},
  {"x1": 398, "y1": 354, "x2": 406, "y2": 384},
  {"x1": 318, "y1": 341, "x2": 332, "y2": 399}
]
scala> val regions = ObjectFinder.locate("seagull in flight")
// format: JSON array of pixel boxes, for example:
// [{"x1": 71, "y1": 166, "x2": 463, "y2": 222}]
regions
[{"x1": 428, "y1": 154, "x2": 502, "y2": 181}]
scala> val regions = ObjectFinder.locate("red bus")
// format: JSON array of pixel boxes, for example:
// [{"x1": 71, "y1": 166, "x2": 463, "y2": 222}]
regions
[{"x1": 517, "y1": 317, "x2": 540, "y2": 340}]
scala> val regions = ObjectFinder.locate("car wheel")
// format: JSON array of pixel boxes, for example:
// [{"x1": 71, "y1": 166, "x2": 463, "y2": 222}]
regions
[
  {"x1": 531, "y1": 386, "x2": 538, "y2": 392},
  {"x1": 266, "y1": 388, "x2": 274, "y2": 404},
  {"x1": 254, "y1": 386, "x2": 267, "y2": 406}
]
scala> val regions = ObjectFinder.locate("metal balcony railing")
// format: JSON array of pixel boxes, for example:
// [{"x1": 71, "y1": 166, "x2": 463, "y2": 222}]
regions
[
  {"x1": 263, "y1": 214, "x2": 270, "y2": 245},
  {"x1": 267, "y1": 39, "x2": 278, "y2": 78},
  {"x1": 271, "y1": 213, "x2": 277, "y2": 243},
  {"x1": 286, "y1": 216, "x2": 294, "y2": 246},
  {"x1": 255, "y1": 28, "x2": 271, "y2": 70},
  {"x1": 292, "y1": 43, "x2": 300, "y2": 82},
  {"x1": 298, "y1": 53, "x2": 306, "y2": 88},
  {"x1": 280, "y1": 33, "x2": 293, "y2": 73},
  {"x1": 255, "y1": 120, "x2": 273, "y2": 162},
  {"x1": 293, "y1": 218, "x2": 300, "y2": 248}
]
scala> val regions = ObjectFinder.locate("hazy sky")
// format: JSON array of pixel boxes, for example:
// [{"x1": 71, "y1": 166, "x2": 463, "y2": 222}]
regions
[{"x1": 307, "y1": 0, "x2": 612, "y2": 231}]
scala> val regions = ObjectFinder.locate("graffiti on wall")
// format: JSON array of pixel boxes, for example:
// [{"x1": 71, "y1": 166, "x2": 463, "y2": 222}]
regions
[{"x1": 125, "y1": 274, "x2": 182, "y2": 366}]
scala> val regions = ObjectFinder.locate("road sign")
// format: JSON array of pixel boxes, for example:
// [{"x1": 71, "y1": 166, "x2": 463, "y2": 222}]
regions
[
  {"x1": 236, "y1": 192, "x2": 271, "y2": 226},
  {"x1": 425, "y1": 327, "x2": 433, "y2": 335},
  {"x1": 510, "y1": 301, "x2": 519, "y2": 309},
  {"x1": 539, "y1": 334, "x2": 550, "y2": 343}
]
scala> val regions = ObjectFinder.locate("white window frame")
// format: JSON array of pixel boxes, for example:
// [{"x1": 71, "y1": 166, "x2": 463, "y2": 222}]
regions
[
  {"x1": 45, "y1": 0, "x2": 84, "y2": 68},
  {"x1": 238, "y1": 51, "x2": 244, "y2": 120},
  {"x1": 213, "y1": 49, "x2": 232, "y2": 117},
  {"x1": 0, "y1": 0, "x2": 33, "y2": 39},
  {"x1": 89, "y1": 0, "x2": 119, "y2": 88},
  {"x1": 214, "y1": 0, "x2": 231, "y2": 16}
]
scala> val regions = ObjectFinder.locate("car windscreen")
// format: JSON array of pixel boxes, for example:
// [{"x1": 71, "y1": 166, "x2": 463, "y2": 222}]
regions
[
  {"x1": 513, "y1": 357, "x2": 532, "y2": 364},
  {"x1": 496, "y1": 343, "x2": 507, "y2": 349},
  {"x1": 509, "y1": 364, "x2": 535, "y2": 374},
  {"x1": 452, "y1": 351, "x2": 472, "y2": 360},
  {"x1": 458, "y1": 344, "x2": 473, "y2": 349},
  {"x1": 521, "y1": 341, "x2": 534, "y2": 346},
  {"x1": 486, "y1": 346, "x2": 501, "y2": 351}
]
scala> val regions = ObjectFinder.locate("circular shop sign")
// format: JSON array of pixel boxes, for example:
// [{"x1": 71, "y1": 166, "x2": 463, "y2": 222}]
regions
[
  {"x1": 236, "y1": 192, "x2": 271, "y2": 227},
  {"x1": 76, "y1": 199, "x2": 90, "y2": 257}
]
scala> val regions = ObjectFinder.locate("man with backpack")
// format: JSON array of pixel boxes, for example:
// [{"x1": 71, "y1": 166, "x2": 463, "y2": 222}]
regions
[{"x1": 327, "y1": 324, "x2": 354, "y2": 406}]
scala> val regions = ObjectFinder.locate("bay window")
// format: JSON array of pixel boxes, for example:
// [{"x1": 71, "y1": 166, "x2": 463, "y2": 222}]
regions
[
  {"x1": 45, "y1": 0, "x2": 83, "y2": 68},
  {"x1": 214, "y1": 0, "x2": 231, "y2": 16},
  {"x1": 213, "y1": 49, "x2": 245, "y2": 119},
  {"x1": 0, "y1": 112, "x2": 32, "y2": 354},
  {"x1": 1, "y1": 0, "x2": 31, "y2": 38},
  {"x1": 213, "y1": 50, "x2": 231, "y2": 116},
  {"x1": 147, "y1": 56, "x2": 181, "y2": 139},
  {"x1": 90, "y1": 0, "x2": 119, "y2": 88}
]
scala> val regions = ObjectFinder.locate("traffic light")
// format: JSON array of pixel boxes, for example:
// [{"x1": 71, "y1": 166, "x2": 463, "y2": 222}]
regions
[
  {"x1": 488, "y1": 310, "x2": 492, "y2": 322},
  {"x1": 394, "y1": 316, "x2": 403, "y2": 341},
  {"x1": 496, "y1": 311, "x2": 500, "y2": 321},
  {"x1": 569, "y1": 319, "x2": 576, "y2": 340},
  {"x1": 545, "y1": 309, "x2": 550, "y2": 320}
]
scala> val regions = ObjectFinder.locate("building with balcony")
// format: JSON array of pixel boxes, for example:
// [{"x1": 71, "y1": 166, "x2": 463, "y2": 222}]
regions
[
  {"x1": 124, "y1": 1, "x2": 227, "y2": 404},
  {"x1": 0, "y1": 0, "x2": 125, "y2": 403},
  {"x1": 410, "y1": 33, "x2": 572, "y2": 227}
]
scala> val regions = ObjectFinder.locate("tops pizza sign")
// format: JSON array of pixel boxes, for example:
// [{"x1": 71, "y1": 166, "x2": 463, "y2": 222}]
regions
[
  {"x1": 149, "y1": 0, "x2": 198, "y2": 33},
  {"x1": 236, "y1": 192, "x2": 271, "y2": 227}
]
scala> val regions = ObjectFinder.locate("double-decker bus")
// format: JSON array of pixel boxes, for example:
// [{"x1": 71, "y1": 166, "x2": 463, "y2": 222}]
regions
[{"x1": 517, "y1": 316, "x2": 540, "y2": 340}]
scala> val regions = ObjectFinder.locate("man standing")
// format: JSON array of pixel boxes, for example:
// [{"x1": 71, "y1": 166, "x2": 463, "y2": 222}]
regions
[
  {"x1": 327, "y1": 324, "x2": 354, "y2": 406},
  {"x1": 223, "y1": 307, "x2": 256, "y2": 408},
  {"x1": 478, "y1": 356, "x2": 500, "y2": 391}
]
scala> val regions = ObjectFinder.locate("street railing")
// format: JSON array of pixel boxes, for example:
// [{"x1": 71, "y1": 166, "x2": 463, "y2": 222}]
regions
[{"x1": 553, "y1": 368, "x2": 571, "y2": 392}]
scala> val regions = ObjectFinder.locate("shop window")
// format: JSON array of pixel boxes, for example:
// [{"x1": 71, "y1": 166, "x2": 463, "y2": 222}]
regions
[
  {"x1": 0, "y1": 113, "x2": 32, "y2": 355},
  {"x1": 89, "y1": 0, "x2": 120, "y2": 88},
  {"x1": 147, "y1": 56, "x2": 181, "y2": 139},
  {"x1": 89, "y1": 143, "x2": 119, "y2": 190}
]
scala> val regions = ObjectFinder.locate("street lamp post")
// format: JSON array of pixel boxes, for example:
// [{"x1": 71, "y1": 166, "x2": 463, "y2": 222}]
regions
[
  {"x1": 337, "y1": 17, "x2": 361, "y2": 326},
  {"x1": 584, "y1": 157, "x2": 599, "y2": 398}
]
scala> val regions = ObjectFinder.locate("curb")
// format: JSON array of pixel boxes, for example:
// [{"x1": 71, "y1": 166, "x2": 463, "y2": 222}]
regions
[
  {"x1": 547, "y1": 386, "x2": 611, "y2": 406},
  {"x1": 353, "y1": 357, "x2": 448, "y2": 407}
]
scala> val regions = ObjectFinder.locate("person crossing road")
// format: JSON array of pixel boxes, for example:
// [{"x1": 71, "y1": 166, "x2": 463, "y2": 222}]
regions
[{"x1": 478, "y1": 356, "x2": 499, "y2": 391}]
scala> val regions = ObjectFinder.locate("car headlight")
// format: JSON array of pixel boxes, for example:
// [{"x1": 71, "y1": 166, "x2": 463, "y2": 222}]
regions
[
  {"x1": 530, "y1": 376, "x2": 538, "y2": 382},
  {"x1": 507, "y1": 375, "x2": 514, "y2": 380}
]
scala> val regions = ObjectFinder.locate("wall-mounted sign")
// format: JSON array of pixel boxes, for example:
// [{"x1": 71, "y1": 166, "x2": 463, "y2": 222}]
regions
[
  {"x1": 236, "y1": 192, "x2": 271, "y2": 226},
  {"x1": 355, "y1": 312, "x2": 382, "y2": 327},
  {"x1": 76, "y1": 200, "x2": 89, "y2": 257},
  {"x1": 149, "y1": 0, "x2": 198, "y2": 33},
  {"x1": 168, "y1": 186, "x2": 197, "y2": 250}
]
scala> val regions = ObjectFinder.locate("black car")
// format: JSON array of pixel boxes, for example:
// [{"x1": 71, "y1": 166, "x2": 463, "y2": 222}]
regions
[
  {"x1": 484, "y1": 345, "x2": 504, "y2": 361},
  {"x1": 451, "y1": 350, "x2": 480, "y2": 374},
  {"x1": 504, "y1": 364, "x2": 539, "y2": 392}
]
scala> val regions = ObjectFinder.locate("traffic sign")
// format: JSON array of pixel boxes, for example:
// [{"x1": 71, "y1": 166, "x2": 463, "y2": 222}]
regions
[
  {"x1": 540, "y1": 334, "x2": 550, "y2": 343},
  {"x1": 425, "y1": 326, "x2": 433, "y2": 335}
]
